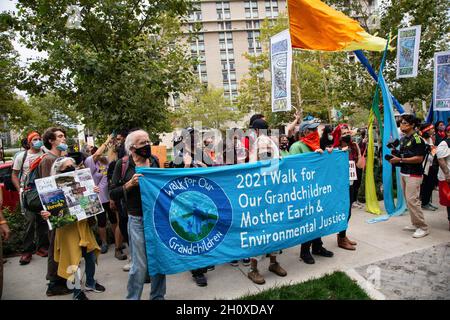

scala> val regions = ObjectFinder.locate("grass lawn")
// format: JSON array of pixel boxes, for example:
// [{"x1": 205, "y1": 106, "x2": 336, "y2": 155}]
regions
[{"x1": 238, "y1": 271, "x2": 371, "y2": 300}]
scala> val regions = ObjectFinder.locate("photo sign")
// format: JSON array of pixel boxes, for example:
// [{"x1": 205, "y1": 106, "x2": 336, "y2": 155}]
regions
[{"x1": 35, "y1": 168, "x2": 104, "y2": 230}]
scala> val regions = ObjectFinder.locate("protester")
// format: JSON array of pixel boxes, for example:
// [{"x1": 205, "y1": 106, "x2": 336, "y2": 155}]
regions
[
  {"x1": 172, "y1": 127, "x2": 214, "y2": 286},
  {"x1": 109, "y1": 129, "x2": 166, "y2": 300},
  {"x1": 247, "y1": 119, "x2": 287, "y2": 285},
  {"x1": 434, "y1": 121, "x2": 446, "y2": 146},
  {"x1": 11, "y1": 131, "x2": 48, "y2": 265},
  {"x1": 0, "y1": 188, "x2": 11, "y2": 299},
  {"x1": 279, "y1": 134, "x2": 290, "y2": 157},
  {"x1": 203, "y1": 137, "x2": 216, "y2": 162},
  {"x1": 320, "y1": 125, "x2": 334, "y2": 150},
  {"x1": 84, "y1": 135, "x2": 126, "y2": 260},
  {"x1": 286, "y1": 110, "x2": 302, "y2": 148},
  {"x1": 419, "y1": 123, "x2": 439, "y2": 211},
  {"x1": 108, "y1": 129, "x2": 131, "y2": 270},
  {"x1": 334, "y1": 124, "x2": 361, "y2": 250},
  {"x1": 352, "y1": 128, "x2": 367, "y2": 209},
  {"x1": 289, "y1": 120, "x2": 334, "y2": 264},
  {"x1": 436, "y1": 124, "x2": 450, "y2": 231},
  {"x1": 242, "y1": 114, "x2": 265, "y2": 162},
  {"x1": 39, "y1": 127, "x2": 73, "y2": 296},
  {"x1": 389, "y1": 115, "x2": 429, "y2": 238},
  {"x1": 40, "y1": 157, "x2": 105, "y2": 300}
]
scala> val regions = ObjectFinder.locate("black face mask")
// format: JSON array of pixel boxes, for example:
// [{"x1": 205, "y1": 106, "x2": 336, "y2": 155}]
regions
[
  {"x1": 61, "y1": 166, "x2": 75, "y2": 173},
  {"x1": 135, "y1": 144, "x2": 152, "y2": 159},
  {"x1": 341, "y1": 135, "x2": 352, "y2": 144},
  {"x1": 280, "y1": 143, "x2": 289, "y2": 150}
]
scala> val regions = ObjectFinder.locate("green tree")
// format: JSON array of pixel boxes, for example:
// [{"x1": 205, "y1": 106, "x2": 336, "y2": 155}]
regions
[
  {"x1": 172, "y1": 85, "x2": 241, "y2": 130},
  {"x1": 15, "y1": 0, "x2": 196, "y2": 136}
]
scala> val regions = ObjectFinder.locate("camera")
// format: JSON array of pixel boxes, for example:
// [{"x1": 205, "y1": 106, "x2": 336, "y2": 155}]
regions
[{"x1": 384, "y1": 139, "x2": 401, "y2": 164}]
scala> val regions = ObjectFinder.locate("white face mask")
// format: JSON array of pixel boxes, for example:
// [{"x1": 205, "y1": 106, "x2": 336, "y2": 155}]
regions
[{"x1": 328, "y1": 134, "x2": 333, "y2": 141}]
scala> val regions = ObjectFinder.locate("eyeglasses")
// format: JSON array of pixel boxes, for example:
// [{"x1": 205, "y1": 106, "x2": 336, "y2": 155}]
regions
[{"x1": 400, "y1": 121, "x2": 411, "y2": 125}]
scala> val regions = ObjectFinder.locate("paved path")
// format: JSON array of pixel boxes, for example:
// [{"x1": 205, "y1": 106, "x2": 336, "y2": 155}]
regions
[
  {"x1": 2, "y1": 200, "x2": 450, "y2": 300},
  {"x1": 355, "y1": 242, "x2": 450, "y2": 299}
]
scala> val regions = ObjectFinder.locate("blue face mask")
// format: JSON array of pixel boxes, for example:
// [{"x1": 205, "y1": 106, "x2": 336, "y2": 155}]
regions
[
  {"x1": 56, "y1": 143, "x2": 68, "y2": 151},
  {"x1": 32, "y1": 140, "x2": 43, "y2": 150}
]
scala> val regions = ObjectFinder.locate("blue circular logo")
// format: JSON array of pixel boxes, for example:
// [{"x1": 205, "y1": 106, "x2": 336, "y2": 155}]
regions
[{"x1": 154, "y1": 176, "x2": 232, "y2": 256}]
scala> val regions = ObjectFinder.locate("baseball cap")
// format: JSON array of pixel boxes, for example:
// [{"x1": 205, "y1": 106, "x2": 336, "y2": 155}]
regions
[{"x1": 299, "y1": 121, "x2": 320, "y2": 132}]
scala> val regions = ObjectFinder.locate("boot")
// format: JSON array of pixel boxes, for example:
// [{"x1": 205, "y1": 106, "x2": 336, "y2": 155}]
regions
[
  {"x1": 337, "y1": 235, "x2": 355, "y2": 250},
  {"x1": 248, "y1": 268, "x2": 265, "y2": 285},
  {"x1": 345, "y1": 236, "x2": 357, "y2": 246}
]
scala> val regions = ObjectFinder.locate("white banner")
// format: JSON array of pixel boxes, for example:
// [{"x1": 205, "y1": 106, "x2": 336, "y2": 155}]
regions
[
  {"x1": 396, "y1": 25, "x2": 421, "y2": 78},
  {"x1": 434, "y1": 51, "x2": 450, "y2": 111},
  {"x1": 270, "y1": 29, "x2": 292, "y2": 112}
]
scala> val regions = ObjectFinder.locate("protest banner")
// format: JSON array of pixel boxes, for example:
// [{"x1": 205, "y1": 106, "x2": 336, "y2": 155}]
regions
[
  {"x1": 138, "y1": 151, "x2": 349, "y2": 275},
  {"x1": 434, "y1": 51, "x2": 450, "y2": 111},
  {"x1": 396, "y1": 25, "x2": 421, "y2": 78},
  {"x1": 35, "y1": 168, "x2": 104, "y2": 229},
  {"x1": 270, "y1": 29, "x2": 292, "y2": 112}
]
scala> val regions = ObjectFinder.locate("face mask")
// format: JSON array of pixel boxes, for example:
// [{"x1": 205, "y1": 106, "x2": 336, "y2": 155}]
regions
[
  {"x1": 32, "y1": 140, "x2": 43, "y2": 150},
  {"x1": 56, "y1": 143, "x2": 68, "y2": 151},
  {"x1": 60, "y1": 166, "x2": 75, "y2": 173},
  {"x1": 135, "y1": 144, "x2": 151, "y2": 159},
  {"x1": 280, "y1": 142, "x2": 289, "y2": 150},
  {"x1": 439, "y1": 125, "x2": 445, "y2": 131},
  {"x1": 328, "y1": 134, "x2": 333, "y2": 141},
  {"x1": 341, "y1": 135, "x2": 352, "y2": 144}
]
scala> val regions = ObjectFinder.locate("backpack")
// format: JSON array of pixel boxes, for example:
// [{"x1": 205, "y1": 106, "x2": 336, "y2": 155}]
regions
[{"x1": 21, "y1": 154, "x2": 47, "y2": 212}]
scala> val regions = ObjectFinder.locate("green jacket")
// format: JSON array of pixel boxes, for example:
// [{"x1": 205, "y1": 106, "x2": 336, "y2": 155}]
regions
[{"x1": 289, "y1": 141, "x2": 312, "y2": 155}]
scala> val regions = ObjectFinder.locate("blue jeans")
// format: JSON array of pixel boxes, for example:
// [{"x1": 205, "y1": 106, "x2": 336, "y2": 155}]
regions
[
  {"x1": 73, "y1": 247, "x2": 96, "y2": 299},
  {"x1": 127, "y1": 215, "x2": 166, "y2": 300}
]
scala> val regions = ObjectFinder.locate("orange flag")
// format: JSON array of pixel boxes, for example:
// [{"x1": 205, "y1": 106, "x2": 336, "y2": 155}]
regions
[{"x1": 288, "y1": 0, "x2": 387, "y2": 51}]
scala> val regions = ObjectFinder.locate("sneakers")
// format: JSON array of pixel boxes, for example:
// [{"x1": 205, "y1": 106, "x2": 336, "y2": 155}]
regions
[
  {"x1": 123, "y1": 259, "x2": 131, "y2": 272},
  {"x1": 74, "y1": 291, "x2": 89, "y2": 300},
  {"x1": 403, "y1": 225, "x2": 417, "y2": 232},
  {"x1": 421, "y1": 204, "x2": 437, "y2": 211},
  {"x1": 207, "y1": 265, "x2": 215, "y2": 271},
  {"x1": 429, "y1": 203, "x2": 439, "y2": 210},
  {"x1": 193, "y1": 274, "x2": 207, "y2": 287},
  {"x1": 268, "y1": 262, "x2": 287, "y2": 277},
  {"x1": 115, "y1": 248, "x2": 127, "y2": 261},
  {"x1": 35, "y1": 247, "x2": 48, "y2": 257},
  {"x1": 412, "y1": 228, "x2": 429, "y2": 238},
  {"x1": 46, "y1": 284, "x2": 73, "y2": 296},
  {"x1": 100, "y1": 243, "x2": 108, "y2": 254},
  {"x1": 242, "y1": 258, "x2": 251, "y2": 266},
  {"x1": 247, "y1": 269, "x2": 265, "y2": 285},
  {"x1": 312, "y1": 246, "x2": 335, "y2": 257},
  {"x1": 229, "y1": 260, "x2": 239, "y2": 266},
  {"x1": 300, "y1": 252, "x2": 315, "y2": 264},
  {"x1": 85, "y1": 282, "x2": 106, "y2": 293},
  {"x1": 19, "y1": 253, "x2": 32, "y2": 265}
]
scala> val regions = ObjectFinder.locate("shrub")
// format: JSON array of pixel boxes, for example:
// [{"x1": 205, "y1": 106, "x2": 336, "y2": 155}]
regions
[{"x1": 2, "y1": 206, "x2": 26, "y2": 256}]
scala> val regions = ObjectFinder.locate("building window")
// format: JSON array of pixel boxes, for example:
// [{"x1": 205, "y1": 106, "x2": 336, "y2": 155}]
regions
[
  {"x1": 216, "y1": 1, "x2": 231, "y2": 20},
  {"x1": 246, "y1": 20, "x2": 260, "y2": 29},
  {"x1": 265, "y1": 0, "x2": 279, "y2": 18},
  {"x1": 188, "y1": 2, "x2": 202, "y2": 22},
  {"x1": 191, "y1": 32, "x2": 207, "y2": 83},
  {"x1": 218, "y1": 21, "x2": 232, "y2": 30},
  {"x1": 245, "y1": 1, "x2": 259, "y2": 18},
  {"x1": 247, "y1": 30, "x2": 261, "y2": 53}
]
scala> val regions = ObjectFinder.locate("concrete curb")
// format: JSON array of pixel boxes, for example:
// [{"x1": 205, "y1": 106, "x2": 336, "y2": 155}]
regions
[{"x1": 345, "y1": 268, "x2": 386, "y2": 300}]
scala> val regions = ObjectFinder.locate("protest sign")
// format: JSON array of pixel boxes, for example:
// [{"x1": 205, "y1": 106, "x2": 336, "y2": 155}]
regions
[
  {"x1": 397, "y1": 25, "x2": 421, "y2": 78},
  {"x1": 434, "y1": 51, "x2": 450, "y2": 111},
  {"x1": 35, "y1": 168, "x2": 104, "y2": 229},
  {"x1": 270, "y1": 29, "x2": 292, "y2": 112},
  {"x1": 138, "y1": 151, "x2": 349, "y2": 275}
]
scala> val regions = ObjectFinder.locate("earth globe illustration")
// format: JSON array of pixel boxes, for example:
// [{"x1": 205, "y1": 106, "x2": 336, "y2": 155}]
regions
[{"x1": 169, "y1": 191, "x2": 219, "y2": 242}]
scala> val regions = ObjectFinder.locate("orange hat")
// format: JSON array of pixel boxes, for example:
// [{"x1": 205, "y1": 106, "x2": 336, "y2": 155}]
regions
[{"x1": 27, "y1": 132, "x2": 40, "y2": 144}]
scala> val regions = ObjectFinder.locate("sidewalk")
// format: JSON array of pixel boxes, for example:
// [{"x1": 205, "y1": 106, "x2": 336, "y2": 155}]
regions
[{"x1": 2, "y1": 201, "x2": 449, "y2": 300}]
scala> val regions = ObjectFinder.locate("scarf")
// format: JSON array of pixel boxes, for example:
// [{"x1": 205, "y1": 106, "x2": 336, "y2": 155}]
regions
[
  {"x1": 332, "y1": 123, "x2": 349, "y2": 148},
  {"x1": 301, "y1": 131, "x2": 320, "y2": 151},
  {"x1": 438, "y1": 130, "x2": 446, "y2": 139}
]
